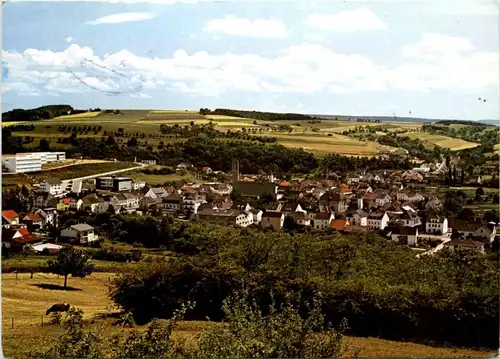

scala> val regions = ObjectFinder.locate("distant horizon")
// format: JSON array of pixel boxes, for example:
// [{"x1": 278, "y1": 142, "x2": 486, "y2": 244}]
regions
[{"x1": 3, "y1": 103, "x2": 499, "y2": 123}]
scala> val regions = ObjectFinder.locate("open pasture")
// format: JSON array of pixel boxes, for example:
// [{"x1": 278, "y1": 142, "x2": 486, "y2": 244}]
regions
[
  {"x1": 2, "y1": 272, "x2": 494, "y2": 359},
  {"x1": 398, "y1": 132, "x2": 479, "y2": 151}
]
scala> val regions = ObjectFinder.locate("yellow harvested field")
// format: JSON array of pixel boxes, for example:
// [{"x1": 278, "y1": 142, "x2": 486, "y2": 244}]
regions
[
  {"x1": 204, "y1": 115, "x2": 255, "y2": 121},
  {"x1": 399, "y1": 132, "x2": 479, "y2": 151},
  {"x1": 257, "y1": 133, "x2": 401, "y2": 156},
  {"x1": 54, "y1": 111, "x2": 101, "y2": 119},
  {"x1": 2, "y1": 121, "x2": 26, "y2": 127},
  {"x1": 136, "y1": 119, "x2": 210, "y2": 125},
  {"x1": 149, "y1": 110, "x2": 198, "y2": 114},
  {"x1": 2, "y1": 272, "x2": 494, "y2": 359}
]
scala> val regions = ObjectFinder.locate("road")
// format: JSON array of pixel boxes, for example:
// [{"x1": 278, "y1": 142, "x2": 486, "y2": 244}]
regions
[{"x1": 63, "y1": 163, "x2": 147, "y2": 193}]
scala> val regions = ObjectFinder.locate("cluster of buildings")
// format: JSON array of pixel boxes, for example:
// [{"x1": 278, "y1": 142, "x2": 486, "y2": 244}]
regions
[
  {"x1": 2, "y1": 152, "x2": 66, "y2": 173},
  {"x1": 2, "y1": 166, "x2": 497, "y2": 256}
]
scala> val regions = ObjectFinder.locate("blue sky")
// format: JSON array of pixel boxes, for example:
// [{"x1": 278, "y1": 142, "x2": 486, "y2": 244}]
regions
[{"x1": 2, "y1": 0, "x2": 499, "y2": 120}]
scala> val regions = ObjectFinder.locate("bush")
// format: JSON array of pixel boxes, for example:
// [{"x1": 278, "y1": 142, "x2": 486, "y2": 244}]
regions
[{"x1": 194, "y1": 290, "x2": 347, "y2": 358}]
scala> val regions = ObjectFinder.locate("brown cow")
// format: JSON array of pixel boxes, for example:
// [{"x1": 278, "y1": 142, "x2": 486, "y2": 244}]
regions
[{"x1": 45, "y1": 303, "x2": 70, "y2": 316}]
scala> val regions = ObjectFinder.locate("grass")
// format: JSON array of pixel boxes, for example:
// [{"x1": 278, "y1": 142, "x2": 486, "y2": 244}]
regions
[
  {"x1": 398, "y1": 132, "x2": 479, "y2": 151},
  {"x1": 2, "y1": 272, "x2": 495, "y2": 358},
  {"x1": 2, "y1": 162, "x2": 140, "y2": 187},
  {"x1": 2, "y1": 255, "x2": 140, "y2": 273},
  {"x1": 53, "y1": 112, "x2": 102, "y2": 120}
]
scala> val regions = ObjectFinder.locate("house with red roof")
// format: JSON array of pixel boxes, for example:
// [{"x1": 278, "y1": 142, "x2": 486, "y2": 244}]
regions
[
  {"x1": 2, "y1": 226, "x2": 40, "y2": 252},
  {"x1": 22, "y1": 212, "x2": 43, "y2": 231},
  {"x1": 331, "y1": 219, "x2": 350, "y2": 231},
  {"x1": 2, "y1": 210, "x2": 20, "y2": 229}
]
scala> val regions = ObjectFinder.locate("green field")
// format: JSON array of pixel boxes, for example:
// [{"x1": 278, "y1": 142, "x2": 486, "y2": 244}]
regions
[
  {"x1": 3, "y1": 272, "x2": 493, "y2": 359},
  {"x1": 398, "y1": 132, "x2": 479, "y2": 151}
]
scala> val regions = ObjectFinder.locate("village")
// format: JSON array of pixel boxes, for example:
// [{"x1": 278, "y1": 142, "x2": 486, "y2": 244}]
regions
[{"x1": 2, "y1": 152, "x2": 498, "y2": 258}]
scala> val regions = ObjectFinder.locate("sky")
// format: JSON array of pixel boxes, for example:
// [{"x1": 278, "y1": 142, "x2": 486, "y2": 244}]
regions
[{"x1": 1, "y1": 0, "x2": 499, "y2": 120}]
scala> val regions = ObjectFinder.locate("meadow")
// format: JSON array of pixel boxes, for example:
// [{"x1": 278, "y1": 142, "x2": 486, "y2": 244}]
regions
[{"x1": 2, "y1": 272, "x2": 494, "y2": 359}]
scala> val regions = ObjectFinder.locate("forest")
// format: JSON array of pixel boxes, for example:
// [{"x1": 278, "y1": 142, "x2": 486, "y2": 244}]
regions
[
  {"x1": 200, "y1": 108, "x2": 319, "y2": 122},
  {"x1": 2, "y1": 105, "x2": 74, "y2": 122}
]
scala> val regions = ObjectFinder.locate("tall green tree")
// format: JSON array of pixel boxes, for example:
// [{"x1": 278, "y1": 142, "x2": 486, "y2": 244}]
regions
[{"x1": 46, "y1": 247, "x2": 94, "y2": 289}]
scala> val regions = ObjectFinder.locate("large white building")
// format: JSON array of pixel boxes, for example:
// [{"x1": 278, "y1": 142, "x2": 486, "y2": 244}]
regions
[{"x1": 2, "y1": 152, "x2": 66, "y2": 173}]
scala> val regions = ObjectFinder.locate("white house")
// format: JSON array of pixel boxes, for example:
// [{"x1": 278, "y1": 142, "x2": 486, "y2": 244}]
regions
[
  {"x1": 39, "y1": 178, "x2": 64, "y2": 195},
  {"x1": 111, "y1": 193, "x2": 139, "y2": 211},
  {"x1": 247, "y1": 208, "x2": 263, "y2": 224},
  {"x1": 391, "y1": 227, "x2": 419, "y2": 246},
  {"x1": 159, "y1": 194, "x2": 183, "y2": 213},
  {"x1": 311, "y1": 212, "x2": 335, "y2": 230},
  {"x1": 60, "y1": 223, "x2": 97, "y2": 244},
  {"x1": 182, "y1": 192, "x2": 206, "y2": 214},
  {"x1": 426, "y1": 214, "x2": 448, "y2": 234},
  {"x1": 69, "y1": 198, "x2": 84, "y2": 211},
  {"x1": 35, "y1": 208, "x2": 57, "y2": 228},
  {"x1": 353, "y1": 210, "x2": 368, "y2": 226},
  {"x1": 82, "y1": 196, "x2": 101, "y2": 213},
  {"x1": 261, "y1": 211, "x2": 285, "y2": 230},
  {"x1": 145, "y1": 187, "x2": 169, "y2": 199},
  {"x1": 450, "y1": 220, "x2": 497, "y2": 243},
  {"x1": 290, "y1": 211, "x2": 311, "y2": 226},
  {"x1": 367, "y1": 212, "x2": 390, "y2": 230},
  {"x1": 132, "y1": 180, "x2": 146, "y2": 191},
  {"x1": 197, "y1": 209, "x2": 253, "y2": 227}
]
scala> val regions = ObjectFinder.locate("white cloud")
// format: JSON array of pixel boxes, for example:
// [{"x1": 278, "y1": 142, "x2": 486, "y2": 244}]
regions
[
  {"x1": 65, "y1": 36, "x2": 73, "y2": 43},
  {"x1": 131, "y1": 92, "x2": 152, "y2": 98},
  {"x1": 304, "y1": 7, "x2": 386, "y2": 32},
  {"x1": 87, "y1": 12, "x2": 156, "y2": 25},
  {"x1": 401, "y1": 33, "x2": 475, "y2": 58},
  {"x1": 2, "y1": 33, "x2": 498, "y2": 98},
  {"x1": 204, "y1": 15, "x2": 288, "y2": 38}
]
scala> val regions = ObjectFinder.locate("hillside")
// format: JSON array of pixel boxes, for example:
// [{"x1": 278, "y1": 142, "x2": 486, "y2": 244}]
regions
[{"x1": 2, "y1": 105, "x2": 74, "y2": 122}]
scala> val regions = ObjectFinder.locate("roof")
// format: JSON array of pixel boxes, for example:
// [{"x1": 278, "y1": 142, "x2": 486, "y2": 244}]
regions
[
  {"x1": 43, "y1": 178, "x2": 62, "y2": 185},
  {"x1": 312, "y1": 212, "x2": 333, "y2": 220},
  {"x1": 290, "y1": 212, "x2": 309, "y2": 220},
  {"x1": 263, "y1": 211, "x2": 284, "y2": 218},
  {"x1": 331, "y1": 219, "x2": 349, "y2": 230},
  {"x1": 233, "y1": 181, "x2": 277, "y2": 197},
  {"x1": 449, "y1": 219, "x2": 483, "y2": 232},
  {"x1": 32, "y1": 243, "x2": 63, "y2": 252},
  {"x1": 70, "y1": 223, "x2": 94, "y2": 231},
  {"x1": 163, "y1": 194, "x2": 182, "y2": 203},
  {"x1": 391, "y1": 226, "x2": 418, "y2": 235},
  {"x1": 23, "y1": 213, "x2": 42, "y2": 221},
  {"x1": 83, "y1": 195, "x2": 100, "y2": 204},
  {"x1": 62, "y1": 198, "x2": 72, "y2": 205},
  {"x1": 197, "y1": 209, "x2": 244, "y2": 218},
  {"x1": 2, "y1": 210, "x2": 19, "y2": 223},
  {"x1": 444, "y1": 240, "x2": 484, "y2": 248},
  {"x1": 363, "y1": 193, "x2": 377, "y2": 200},
  {"x1": 368, "y1": 212, "x2": 386, "y2": 219}
]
